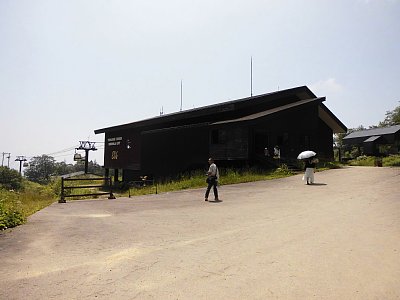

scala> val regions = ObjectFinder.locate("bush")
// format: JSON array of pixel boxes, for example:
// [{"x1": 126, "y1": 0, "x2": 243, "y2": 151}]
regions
[
  {"x1": 0, "y1": 190, "x2": 26, "y2": 230},
  {"x1": 383, "y1": 155, "x2": 400, "y2": 166},
  {"x1": 347, "y1": 155, "x2": 400, "y2": 167},
  {"x1": 0, "y1": 166, "x2": 23, "y2": 191}
]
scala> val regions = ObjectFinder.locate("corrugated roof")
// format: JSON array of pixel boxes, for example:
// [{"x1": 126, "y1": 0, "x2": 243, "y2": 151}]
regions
[{"x1": 343, "y1": 125, "x2": 400, "y2": 140}]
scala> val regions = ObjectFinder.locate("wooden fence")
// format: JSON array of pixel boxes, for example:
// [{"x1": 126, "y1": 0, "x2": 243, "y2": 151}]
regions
[{"x1": 59, "y1": 177, "x2": 115, "y2": 203}]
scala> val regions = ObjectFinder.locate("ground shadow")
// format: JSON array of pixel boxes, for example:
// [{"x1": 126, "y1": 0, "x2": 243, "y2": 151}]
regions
[
  {"x1": 208, "y1": 199, "x2": 223, "y2": 203},
  {"x1": 309, "y1": 183, "x2": 327, "y2": 186}
]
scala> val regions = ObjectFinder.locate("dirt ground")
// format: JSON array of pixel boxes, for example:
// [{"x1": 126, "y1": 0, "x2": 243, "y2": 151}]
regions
[{"x1": 0, "y1": 166, "x2": 399, "y2": 300}]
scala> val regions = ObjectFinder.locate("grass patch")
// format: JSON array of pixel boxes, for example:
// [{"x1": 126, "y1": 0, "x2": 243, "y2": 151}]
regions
[
  {"x1": 124, "y1": 166, "x2": 294, "y2": 197},
  {"x1": 347, "y1": 155, "x2": 400, "y2": 167},
  {"x1": 60, "y1": 174, "x2": 110, "y2": 200},
  {"x1": 0, "y1": 180, "x2": 57, "y2": 230},
  {"x1": 383, "y1": 154, "x2": 400, "y2": 166}
]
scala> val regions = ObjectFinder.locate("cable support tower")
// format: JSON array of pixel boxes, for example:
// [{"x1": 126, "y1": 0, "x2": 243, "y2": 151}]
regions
[
  {"x1": 15, "y1": 156, "x2": 27, "y2": 174},
  {"x1": 76, "y1": 141, "x2": 97, "y2": 174}
]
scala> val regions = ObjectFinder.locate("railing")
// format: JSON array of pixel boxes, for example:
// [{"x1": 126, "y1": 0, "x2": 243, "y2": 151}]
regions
[{"x1": 59, "y1": 177, "x2": 115, "y2": 203}]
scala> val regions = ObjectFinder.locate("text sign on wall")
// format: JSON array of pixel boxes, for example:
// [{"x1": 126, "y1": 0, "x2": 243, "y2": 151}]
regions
[{"x1": 107, "y1": 137, "x2": 122, "y2": 146}]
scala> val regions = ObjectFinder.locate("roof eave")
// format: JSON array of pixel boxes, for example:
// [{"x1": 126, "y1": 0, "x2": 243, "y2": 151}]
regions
[{"x1": 94, "y1": 85, "x2": 316, "y2": 134}]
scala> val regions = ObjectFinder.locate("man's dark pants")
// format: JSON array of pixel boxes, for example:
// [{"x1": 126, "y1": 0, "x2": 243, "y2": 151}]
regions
[{"x1": 205, "y1": 177, "x2": 218, "y2": 199}]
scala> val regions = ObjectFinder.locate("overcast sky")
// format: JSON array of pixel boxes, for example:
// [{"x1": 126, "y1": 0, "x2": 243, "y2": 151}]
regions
[{"x1": 1, "y1": 0, "x2": 399, "y2": 170}]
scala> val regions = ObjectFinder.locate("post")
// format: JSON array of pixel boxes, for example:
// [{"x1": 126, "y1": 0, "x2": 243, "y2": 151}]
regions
[
  {"x1": 114, "y1": 169, "x2": 119, "y2": 183},
  {"x1": 59, "y1": 177, "x2": 66, "y2": 203},
  {"x1": 108, "y1": 177, "x2": 115, "y2": 199},
  {"x1": 84, "y1": 149, "x2": 89, "y2": 174}
]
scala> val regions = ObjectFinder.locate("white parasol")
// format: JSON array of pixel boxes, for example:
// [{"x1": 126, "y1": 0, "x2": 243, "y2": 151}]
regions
[{"x1": 297, "y1": 150, "x2": 316, "y2": 160}]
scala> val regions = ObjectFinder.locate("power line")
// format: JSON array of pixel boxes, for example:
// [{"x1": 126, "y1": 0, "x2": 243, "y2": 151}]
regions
[{"x1": 46, "y1": 146, "x2": 77, "y2": 156}]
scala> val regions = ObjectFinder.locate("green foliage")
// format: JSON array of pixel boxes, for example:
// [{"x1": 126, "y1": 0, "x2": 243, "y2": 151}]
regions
[
  {"x1": 57, "y1": 174, "x2": 111, "y2": 200},
  {"x1": 348, "y1": 155, "x2": 375, "y2": 166},
  {"x1": 0, "y1": 179, "x2": 57, "y2": 230},
  {"x1": 0, "y1": 190, "x2": 25, "y2": 230},
  {"x1": 24, "y1": 155, "x2": 104, "y2": 184},
  {"x1": 18, "y1": 181, "x2": 57, "y2": 215},
  {"x1": 333, "y1": 133, "x2": 346, "y2": 148},
  {"x1": 0, "y1": 166, "x2": 23, "y2": 190},
  {"x1": 125, "y1": 167, "x2": 296, "y2": 197},
  {"x1": 347, "y1": 155, "x2": 400, "y2": 167},
  {"x1": 54, "y1": 160, "x2": 104, "y2": 176},
  {"x1": 318, "y1": 161, "x2": 343, "y2": 170},
  {"x1": 379, "y1": 104, "x2": 400, "y2": 127},
  {"x1": 24, "y1": 155, "x2": 56, "y2": 184},
  {"x1": 383, "y1": 155, "x2": 400, "y2": 166}
]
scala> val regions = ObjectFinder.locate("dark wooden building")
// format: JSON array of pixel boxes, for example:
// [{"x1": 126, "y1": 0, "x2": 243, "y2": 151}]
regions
[
  {"x1": 94, "y1": 86, "x2": 347, "y2": 181},
  {"x1": 343, "y1": 125, "x2": 400, "y2": 156}
]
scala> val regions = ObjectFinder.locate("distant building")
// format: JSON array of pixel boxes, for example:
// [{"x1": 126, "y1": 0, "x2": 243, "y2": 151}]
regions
[
  {"x1": 94, "y1": 86, "x2": 347, "y2": 182},
  {"x1": 343, "y1": 125, "x2": 400, "y2": 156}
]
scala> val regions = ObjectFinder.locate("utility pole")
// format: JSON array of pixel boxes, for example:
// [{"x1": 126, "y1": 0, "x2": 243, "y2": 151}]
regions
[
  {"x1": 76, "y1": 141, "x2": 97, "y2": 174},
  {"x1": 2, "y1": 152, "x2": 10, "y2": 167},
  {"x1": 15, "y1": 156, "x2": 27, "y2": 174}
]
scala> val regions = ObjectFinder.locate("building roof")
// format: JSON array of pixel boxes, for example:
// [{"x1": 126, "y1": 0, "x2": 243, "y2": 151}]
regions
[
  {"x1": 94, "y1": 86, "x2": 317, "y2": 134},
  {"x1": 212, "y1": 97, "x2": 346, "y2": 133},
  {"x1": 213, "y1": 98, "x2": 322, "y2": 125},
  {"x1": 343, "y1": 125, "x2": 400, "y2": 140}
]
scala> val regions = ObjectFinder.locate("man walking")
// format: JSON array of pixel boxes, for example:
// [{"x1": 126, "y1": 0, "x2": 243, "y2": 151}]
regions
[{"x1": 205, "y1": 158, "x2": 219, "y2": 201}]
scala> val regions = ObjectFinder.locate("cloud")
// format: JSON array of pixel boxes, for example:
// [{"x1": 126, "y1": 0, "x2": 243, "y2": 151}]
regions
[{"x1": 310, "y1": 78, "x2": 344, "y2": 96}]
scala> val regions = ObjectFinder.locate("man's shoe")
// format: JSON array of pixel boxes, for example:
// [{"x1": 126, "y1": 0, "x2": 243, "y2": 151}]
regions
[{"x1": 205, "y1": 198, "x2": 208, "y2": 201}]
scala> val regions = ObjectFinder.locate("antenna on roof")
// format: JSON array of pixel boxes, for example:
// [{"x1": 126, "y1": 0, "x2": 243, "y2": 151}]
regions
[
  {"x1": 180, "y1": 80, "x2": 183, "y2": 111},
  {"x1": 160, "y1": 106, "x2": 164, "y2": 116},
  {"x1": 250, "y1": 56, "x2": 253, "y2": 97}
]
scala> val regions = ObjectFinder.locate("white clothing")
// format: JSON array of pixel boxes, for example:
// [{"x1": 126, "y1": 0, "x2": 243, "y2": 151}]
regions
[
  {"x1": 303, "y1": 167, "x2": 314, "y2": 183},
  {"x1": 208, "y1": 163, "x2": 219, "y2": 180}
]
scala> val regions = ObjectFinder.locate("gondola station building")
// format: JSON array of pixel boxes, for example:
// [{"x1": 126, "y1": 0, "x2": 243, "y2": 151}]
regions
[{"x1": 94, "y1": 86, "x2": 347, "y2": 182}]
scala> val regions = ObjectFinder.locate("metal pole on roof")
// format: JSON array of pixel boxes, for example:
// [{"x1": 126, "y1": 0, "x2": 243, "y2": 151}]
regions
[
  {"x1": 250, "y1": 56, "x2": 253, "y2": 97},
  {"x1": 180, "y1": 80, "x2": 183, "y2": 111}
]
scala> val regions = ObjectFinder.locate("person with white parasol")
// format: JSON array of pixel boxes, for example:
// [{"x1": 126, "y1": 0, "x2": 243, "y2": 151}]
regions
[{"x1": 297, "y1": 151, "x2": 318, "y2": 185}]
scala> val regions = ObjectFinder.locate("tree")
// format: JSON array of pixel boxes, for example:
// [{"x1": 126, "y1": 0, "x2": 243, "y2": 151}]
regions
[
  {"x1": 379, "y1": 103, "x2": 400, "y2": 127},
  {"x1": 54, "y1": 161, "x2": 75, "y2": 176},
  {"x1": 0, "y1": 166, "x2": 23, "y2": 190},
  {"x1": 24, "y1": 155, "x2": 56, "y2": 184}
]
